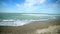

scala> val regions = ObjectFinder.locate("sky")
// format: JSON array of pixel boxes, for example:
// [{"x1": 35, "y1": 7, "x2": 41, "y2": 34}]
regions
[{"x1": 0, "y1": 0, "x2": 60, "y2": 14}]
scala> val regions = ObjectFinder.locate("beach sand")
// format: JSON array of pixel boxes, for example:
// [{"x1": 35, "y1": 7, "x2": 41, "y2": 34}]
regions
[{"x1": 0, "y1": 19, "x2": 60, "y2": 34}]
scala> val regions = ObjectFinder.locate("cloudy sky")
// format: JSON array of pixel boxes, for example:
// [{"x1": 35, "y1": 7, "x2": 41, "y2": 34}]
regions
[{"x1": 0, "y1": 0, "x2": 60, "y2": 14}]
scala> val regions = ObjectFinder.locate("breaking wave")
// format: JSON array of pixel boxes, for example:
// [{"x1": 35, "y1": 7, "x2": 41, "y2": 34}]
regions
[
  {"x1": 0, "y1": 18, "x2": 56, "y2": 26},
  {"x1": 0, "y1": 14, "x2": 58, "y2": 26}
]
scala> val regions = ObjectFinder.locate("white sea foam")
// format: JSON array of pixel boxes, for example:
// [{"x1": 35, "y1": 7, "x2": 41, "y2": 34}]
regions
[
  {"x1": 22, "y1": 14, "x2": 60, "y2": 16},
  {"x1": 0, "y1": 19, "x2": 51, "y2": 26},
  {"x1": 2, "y1": 19, "x2": 15, "y2": 21},
  {"x1": 0, "y1": 16, "x2": 56, "y2": 26},
  {"x1": 22, "y1": 14, "x2": 50, "y2": 16},
  {"x1": 0, "y1": 20, "x2": 31, "y2": 26}
]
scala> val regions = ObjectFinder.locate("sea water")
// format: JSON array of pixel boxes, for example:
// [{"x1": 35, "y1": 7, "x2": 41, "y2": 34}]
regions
[{"x1": 0, "y1": 13, "x2": 60, "y2": 26}]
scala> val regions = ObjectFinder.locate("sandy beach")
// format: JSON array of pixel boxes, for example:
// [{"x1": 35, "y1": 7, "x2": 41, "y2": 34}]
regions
[{"x1": 0, "y1": 19, "x2": 60, "y2": 34}]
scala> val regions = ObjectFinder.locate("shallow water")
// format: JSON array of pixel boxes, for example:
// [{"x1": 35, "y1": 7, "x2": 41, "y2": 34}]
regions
[{"x1": 0, "y1": 13, "x2": 60, "y2": 26}]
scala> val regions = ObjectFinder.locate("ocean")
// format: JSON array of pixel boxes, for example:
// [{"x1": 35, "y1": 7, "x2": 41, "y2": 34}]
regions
[{"x1": 0, "y1": 13, "x2": 60, "y2": 26}]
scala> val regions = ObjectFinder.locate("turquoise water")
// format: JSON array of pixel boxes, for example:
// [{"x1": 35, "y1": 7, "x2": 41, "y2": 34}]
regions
[
  {"x1": 0, "y1": 13, "x2": 60, "y2": 20},
  {"x1": 0, "y1": 13, "x2": 60, "y2": 26}
]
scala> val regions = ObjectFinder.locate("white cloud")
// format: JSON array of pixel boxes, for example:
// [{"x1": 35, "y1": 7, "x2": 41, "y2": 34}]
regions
[
  {"x1": 39, "y1": 0, "x2": 46, "y2": 4},
  {"x1": 25, "y1": 0, "x2": 33, "y2": 3},
  {"x1": 16, "y1": 0, "x2": 42, "y2": 13},
  {"x1": 26, "y1": 0, "x2": 46, "y2": 4},
  {"x1": 25, "y1": 0, "x2": 46, "y2": 6},
  {"x1": 16, "y1": 0, "x2": 46, "y2": 7},
  {"x1": 16, "y1": 4, "x2": 20, "y2": 7},
  {"x1": 16, "y1": 0, "x2": 58, "y2": 13}
]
